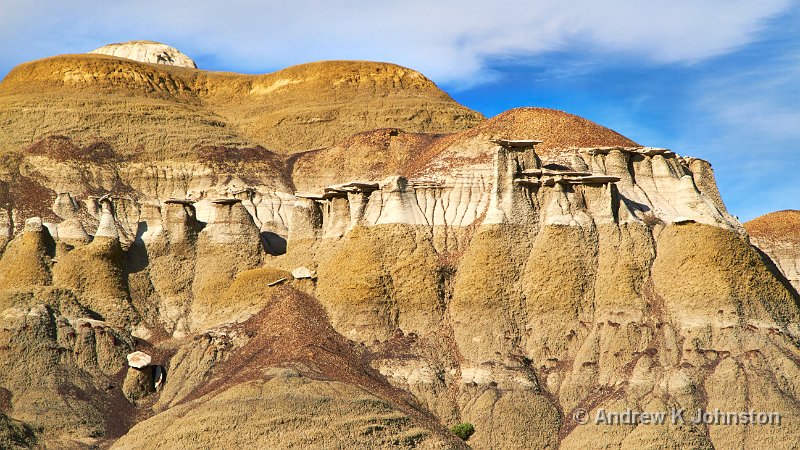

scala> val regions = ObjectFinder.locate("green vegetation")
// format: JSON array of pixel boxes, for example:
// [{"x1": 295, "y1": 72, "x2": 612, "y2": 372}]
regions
[{"x1": 450, "y1": 422, "x2": 475, "y2": 441}]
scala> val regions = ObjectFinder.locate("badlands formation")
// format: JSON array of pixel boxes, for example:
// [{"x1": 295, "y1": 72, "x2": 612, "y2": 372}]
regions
[{"x1": 0, "y1": 41, "x2": 798, "y2": 449}]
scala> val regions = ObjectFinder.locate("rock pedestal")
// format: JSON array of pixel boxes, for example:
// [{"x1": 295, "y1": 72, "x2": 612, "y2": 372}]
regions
[{"x1": 122, "y1": 367, "x2": 155, "y2": 402}]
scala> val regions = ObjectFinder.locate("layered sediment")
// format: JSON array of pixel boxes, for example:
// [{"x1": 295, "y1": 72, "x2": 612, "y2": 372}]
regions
[{"x1": 0, "y1": 47, "x2": 797, "y2": 449}]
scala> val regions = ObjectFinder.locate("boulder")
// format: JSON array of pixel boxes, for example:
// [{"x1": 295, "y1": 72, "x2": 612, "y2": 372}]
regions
[{"x1": 292, "y1": 267, "x2": 316, "y2": 280}]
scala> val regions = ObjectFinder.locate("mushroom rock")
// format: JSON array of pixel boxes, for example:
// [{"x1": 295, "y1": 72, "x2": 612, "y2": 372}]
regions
[
  {"x1": 122, "y1": 365, "x2": 155, "y2": 403},
  {"x1": 24, "y1": 217, "x2": 43, "y2": 233},
  {"x1": 126, "y1": 351, "x2": 152, "y2": 369},
  {"x1": 89, "y1": 40, "x2": 197, "y2": 68}
]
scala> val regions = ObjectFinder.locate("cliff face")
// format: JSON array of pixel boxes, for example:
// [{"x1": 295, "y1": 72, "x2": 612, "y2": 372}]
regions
[
  {"x1": 0, "y1": 47, "x2": 798, "y2": 449},
  {"x1": 746, "y1": 210, "x2": 800, "y2": 295}
]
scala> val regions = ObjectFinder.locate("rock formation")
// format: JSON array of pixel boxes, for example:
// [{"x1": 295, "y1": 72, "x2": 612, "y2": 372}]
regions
[
  {"x1": 746, "y1": 210, "x2": 800, "y2": 294},
  {"x1": 89, "y1": 40, "x2": 198, "y2": 68},
  {"x1": 0, "y1": 52, "x2": 483, "y2": 155},
  {"x1": 0, "y1": 45, "x2": 797, "y2": 449}
]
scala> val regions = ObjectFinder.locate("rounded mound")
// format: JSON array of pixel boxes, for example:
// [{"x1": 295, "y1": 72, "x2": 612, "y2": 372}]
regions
[
  {"x1": 89, "y1": 40, "x2": 197, "y2": 68},
  {"x1": 463, "y1": 107, "x2": 638, "y2": 154},
  {"x1": 407, "y1": 107, "x2": 639, "y2": 178},
  {"x1": 745, "y1": 210, "x2": 800, "y2": 244}
]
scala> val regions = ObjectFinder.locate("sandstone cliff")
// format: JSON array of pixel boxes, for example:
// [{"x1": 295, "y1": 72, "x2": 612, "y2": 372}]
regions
[{"x1": 0, "y1": 45, "x2": 797, "y2": 449}]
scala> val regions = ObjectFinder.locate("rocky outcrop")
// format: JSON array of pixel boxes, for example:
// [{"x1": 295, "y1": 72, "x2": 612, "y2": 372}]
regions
[
  {"x1": 0, "y1": 299, "x2": 135, "y2": 447},
  {"x1": 89, "y1": 40, "x2": 198, "y2": 68},
  {"x1": 115, "y1": 370, "x2": 464, "y2": 449},
  {"x1": 746, "y1": 210, "x2": 800, "y2": 294},
  {"x1": 190, "y1": 199, "x2": 265, "y2": 330},
  {"x1": 114, "y1": 287, "x2": 467, "y2": 449},
  {"x1": 0, "y1": 218, "x2": 53, "y2": 290},
  {"x1": 0, "y1": 48, "x2": 797, "y2": 449},
  {"x1": 277, "y1": 141, "x2": 799, "y2": 449}
]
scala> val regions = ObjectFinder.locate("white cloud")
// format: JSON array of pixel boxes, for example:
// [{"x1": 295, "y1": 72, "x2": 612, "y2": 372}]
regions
[{"x1": 0, "y1": 0, "x2": 793, "y2": 83}]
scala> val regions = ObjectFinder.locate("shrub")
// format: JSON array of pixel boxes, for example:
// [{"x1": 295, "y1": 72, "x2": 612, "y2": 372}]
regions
[{"x1": 450, "y1": 422, "x2": 475, "y2": 441}]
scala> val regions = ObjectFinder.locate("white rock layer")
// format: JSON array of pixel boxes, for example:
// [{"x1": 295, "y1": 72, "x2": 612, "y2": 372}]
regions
[{"x1": 89, "y1": 41, "x2": 197, "y2": 68}]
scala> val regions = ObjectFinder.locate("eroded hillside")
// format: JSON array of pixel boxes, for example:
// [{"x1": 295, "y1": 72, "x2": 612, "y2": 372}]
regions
[
  {"x1": 0, "y1": 44, "x2": 798, "y2": 449},
  {"x1": 0, "y1": 52, "x2": 483, "y2": 158}
]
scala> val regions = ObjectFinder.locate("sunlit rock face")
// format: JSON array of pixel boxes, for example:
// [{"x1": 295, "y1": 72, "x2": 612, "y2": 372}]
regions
[
  {"x1": 89, "y1": 40, "x2": 197, "y2": 68},
  {"x1": 746, "y1": 210, "x2": 800, "y2": 294},
  {"x1": 0, "y1": 45, "x2": 798, "y2": 449}
]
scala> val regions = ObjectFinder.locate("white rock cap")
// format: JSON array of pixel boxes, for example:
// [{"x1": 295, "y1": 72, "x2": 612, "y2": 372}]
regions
[
  {"x1": 24, "y1": 217, "x2": 43, "y2": 233},
  {"x1": 126, "y1": 351, "x2": 152, "y2": 369},
  {"x1": 89, "y1": 40, "x2": 197, "y2": 68},
  {"x1": 292, "y1": 267, "x2": 316, "y2": 279}
]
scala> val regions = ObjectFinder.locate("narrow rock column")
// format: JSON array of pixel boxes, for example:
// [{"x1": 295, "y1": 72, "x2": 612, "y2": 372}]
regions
[
  {"x1": 485, "y1": 139, "x2": 541, "y2": 224},
  {"x1": 288, "y1": 197, "x2": 323, "y2": 241},
  {"x1": 122, "y1": 351, "x2": 155, "y2": 403},
  {"x1": 94, "y1": 198, "x2": 120, "y2": 239},
  {"x1": 163, "y1": 199, "x2": 201, "y2": 256}
]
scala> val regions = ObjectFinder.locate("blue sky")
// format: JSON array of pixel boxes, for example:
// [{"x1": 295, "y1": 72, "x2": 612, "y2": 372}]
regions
[{"x1": 0, "y1": 0, "x2": 797, "y2": 221}]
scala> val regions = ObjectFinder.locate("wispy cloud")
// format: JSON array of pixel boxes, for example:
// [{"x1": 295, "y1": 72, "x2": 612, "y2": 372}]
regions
[
  {"x1": 1, "y1": 0, "x2": 796, "y2": 221},
  {"x1": 0, "y1": 0, "x2": 793, "y2": 84}
]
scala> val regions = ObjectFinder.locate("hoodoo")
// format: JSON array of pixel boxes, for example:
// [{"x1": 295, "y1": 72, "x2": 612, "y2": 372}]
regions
[{"x1": 0, "y1": 44, "x2": 797, "y2": 449}]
